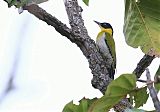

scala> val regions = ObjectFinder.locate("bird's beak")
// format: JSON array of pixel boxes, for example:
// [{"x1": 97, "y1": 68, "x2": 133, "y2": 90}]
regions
[{"x1": 94, "y1": 20, "x2": 101, "y2": 26}]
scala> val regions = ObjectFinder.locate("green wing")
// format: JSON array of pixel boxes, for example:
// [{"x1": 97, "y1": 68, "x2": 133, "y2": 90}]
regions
[{"x1": 105, "y1": 33, "x2": 116, "y2": 69}]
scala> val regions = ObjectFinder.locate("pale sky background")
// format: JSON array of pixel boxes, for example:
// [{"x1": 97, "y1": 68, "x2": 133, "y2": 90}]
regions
[{"x1": 0, "y1": 0, "x2": 159, "y2": 112}]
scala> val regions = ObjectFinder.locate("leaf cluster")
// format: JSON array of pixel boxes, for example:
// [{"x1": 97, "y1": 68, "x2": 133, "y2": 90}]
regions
[{"x1": 63, "y1": 74, "x2": 150, "y2": 112}]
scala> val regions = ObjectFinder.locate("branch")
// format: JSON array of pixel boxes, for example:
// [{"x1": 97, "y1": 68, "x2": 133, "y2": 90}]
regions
[
  {"x1": 146, "y1": 68, "x2": 160, "y2": 111},
  {"x1": 23, "y1": 4, "x2": 77, "y2": 43},
  {"x1": 133, "y1": 54, "x2": 155, "y2": 78}
]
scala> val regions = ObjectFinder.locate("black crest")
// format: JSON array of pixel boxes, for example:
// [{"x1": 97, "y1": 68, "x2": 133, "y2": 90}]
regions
[{"x1": 100, "y1": 22, "x2": 112, "y2": 29}]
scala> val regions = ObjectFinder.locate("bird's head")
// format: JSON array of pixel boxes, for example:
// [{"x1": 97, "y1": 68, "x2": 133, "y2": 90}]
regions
[{"x1": 94, "y1": 20, "x2": 113, "y2": 36}]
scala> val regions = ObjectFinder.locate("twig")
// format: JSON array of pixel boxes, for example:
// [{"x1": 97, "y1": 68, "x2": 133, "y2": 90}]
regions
[
  {"x1": 137, "y1": 79, "x2": 147, "y2": 83},
  {"x1": 133, "y1": 54, "x2": 155, "y2": 78},
  {"x1": 146, "y1": 68, "x2": 160, "y2": 111},
  {"x1": 0, "y1": 75, "x2": 14, "y2": 104}
]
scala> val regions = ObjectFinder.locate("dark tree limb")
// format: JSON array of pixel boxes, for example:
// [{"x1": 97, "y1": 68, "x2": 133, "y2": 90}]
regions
[
  {"x1": 133, "y1": 54, "x2": 155, "y2": 78},
  {"x1": 146, "y1": 68, "x2": 160, "y2": 111},
  {"x1": 23, "y1": 4, "x2": 76, "y2": 43},
  {"x1": 137, "y1": 79, "x2": 147, "y2": 83}
]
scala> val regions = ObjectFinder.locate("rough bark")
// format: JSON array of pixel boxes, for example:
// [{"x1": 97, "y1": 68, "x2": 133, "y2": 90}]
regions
[{"x1": 133, "y1": 55, "x2": 155, "y2": 78}]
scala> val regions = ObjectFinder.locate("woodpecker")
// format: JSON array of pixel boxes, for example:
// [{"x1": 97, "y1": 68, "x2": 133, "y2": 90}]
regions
[{"x1": 94, "y1": 21, "x2": 116, "y2": 79}]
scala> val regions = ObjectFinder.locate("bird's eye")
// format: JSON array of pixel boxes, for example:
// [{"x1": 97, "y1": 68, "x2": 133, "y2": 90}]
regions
[{"x1": 104, "y1": 23, "x2": 107, "y2": 26}]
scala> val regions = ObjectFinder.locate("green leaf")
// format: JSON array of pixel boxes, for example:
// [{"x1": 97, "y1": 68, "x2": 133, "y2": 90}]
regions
[
  {"x1": 4, "y1": 0, "x2": 48, "y2": 8},
  {"x1": 91, "y1": 74, "x2": 136, "y2": 112},
  {"x1": 27, "y1": 0, "x2": 48, "y2": 6},
  {"x1": 4, "y1": 0, "x2": 12, "y2": 5},
  {"x1": 6, "y1": 0, "x2": 27, "y2": 8},
  {"x1": 62, "y1": 98, "x2": 97, "y2": 112},
  {"x1": 62, "y1": 101, "x2": 77, "y2": 112},
  {"x1": 124, "y1": 0, "x2": 160, "y2": 57},
  {"x1": 90, "y1": 96, "x2": 123, "y2": 112},
  {"x1": 83, "y1": 0, "x2": 89, "y2": 6},
  {"x1": 133, "y1": 87, "x2": 149, "y2": 108},
  {"x1": 106, "y1": 74, "x2": 136, "y2": 96},
  {"x1": 154, "y1": 65, "x2": 160, "y2": 93}
]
